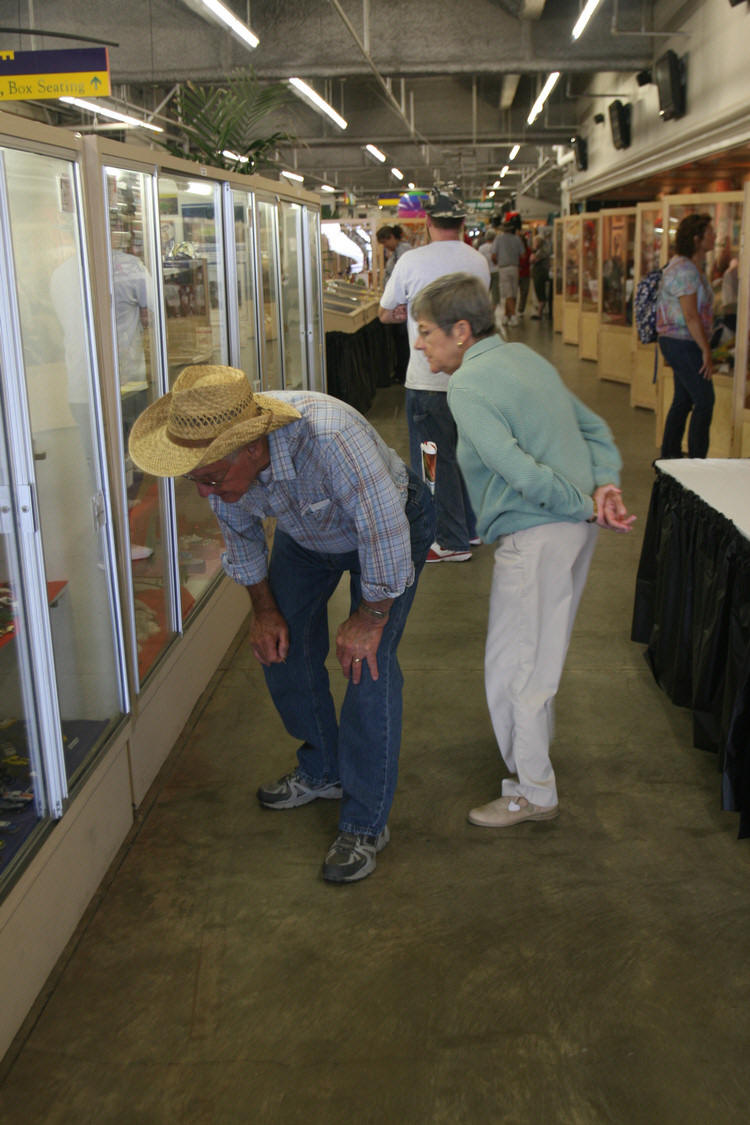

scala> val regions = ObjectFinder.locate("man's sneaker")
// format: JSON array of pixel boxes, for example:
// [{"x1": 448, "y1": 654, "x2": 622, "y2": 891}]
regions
[
  {"x1": 426, "y1": 542, "x2": 472, "y2": 563},
  {"x1": 257, "y1": 768, "x2": 342, "y2": 809},
  {"x1": 322, "y1": 826, "x2": 390, "y2": 883},
  {"x1": 469, "y1": 536, "x2": 482, "y2": 546}
]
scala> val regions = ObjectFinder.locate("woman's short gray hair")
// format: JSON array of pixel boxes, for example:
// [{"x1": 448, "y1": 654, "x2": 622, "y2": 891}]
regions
[{"x1": 412, "y1": 272, "x2": 495, "y2": 339}]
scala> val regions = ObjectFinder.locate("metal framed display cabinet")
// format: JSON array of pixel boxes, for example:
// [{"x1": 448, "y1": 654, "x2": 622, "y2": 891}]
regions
[
  {"x1": 597, "y1": 208, "x2": 636, "y2": 385},
  {"x1": 562, "y1": 215, "x2": 581, "y2": 345},
  {"x1": 731, "y1": 180, "x2": 750, "y2": 456},
  {"x1": 630, "y1": 201, "x2": 664, "y2": 410},
  {"x1": 579, "y1": 214, "x2": 600, "y2": 362},
  {"x1": 553, "y1": 218, "x2": 563, "y2": 333},
  {"x1": 0, "y1": 112, "x2": 324, "y2": 1061},
  {"x1": 654, "y1": 192, "x2": 743, "y2": 458}
]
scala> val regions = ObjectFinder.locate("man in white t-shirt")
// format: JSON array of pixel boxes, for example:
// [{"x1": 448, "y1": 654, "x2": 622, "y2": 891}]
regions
[{"x1": 379, "y1": 187, "x2": 490, "y2": 562}]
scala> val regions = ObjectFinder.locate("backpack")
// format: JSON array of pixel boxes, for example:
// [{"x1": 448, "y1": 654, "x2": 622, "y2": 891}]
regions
[{"x1": 634, "y1": 267, "x2": 663, "y2": 344}]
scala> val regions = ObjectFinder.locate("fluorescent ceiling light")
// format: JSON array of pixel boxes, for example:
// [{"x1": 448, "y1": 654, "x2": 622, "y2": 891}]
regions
[
  {"x1": 509, "y1": 144, "x2": 520, "y2": 161},
  {"x1": 488, "y1": 190, "x2": 495, "y2": 198},
  {"x1": 192, "y1": 0, "x2": 259, "y2": 49},
  {"x1": 527, "y1": 72, "x2": 560, "y2": 125},
  {"x1": 320, "y1": 184, "x2": 336, "y2": 193},
  {"x1": 501, "y1": 165, "x2": 510, "y2": 178},
  {"x1": 281, "y1": 169, "x2": 304, "y2": 183},
  {"x1": 391, "y1": 167, "x2": 404, "y2": 181},
  {"x1": 408, "y1": 182, "x2": 416, "y2": 189},
  {"x1": 492, "y1": 180, "x2": 501, "y2": 189},
  {"x1": 365, "y1": 143, "x2": 387, "y2": 163},
  {"x1": 571, "y1": 0, "x2": 603, "y2": 40},
  {"x1": 222, "y1": 149, "x2": 249, "y2": 163},
  {"x1": 59, "y1": 96, "x2": 163, "y2": 132},
  {"x1": 289, "y1": 77, "x2": 347, "y2": 130}
]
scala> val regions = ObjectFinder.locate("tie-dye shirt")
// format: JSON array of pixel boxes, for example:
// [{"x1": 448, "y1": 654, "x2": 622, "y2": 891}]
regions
[{"x1": 656, "y1": 256, "x2": 713, "y2": 340}]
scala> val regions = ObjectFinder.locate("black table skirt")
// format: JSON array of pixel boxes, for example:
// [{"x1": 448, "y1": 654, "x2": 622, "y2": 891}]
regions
[
  {"x1": 631, "y1": 468, "x2": 750, "y2": 837},
  {"x1": 325, "y1": 318, "x2": 396, "y2": 415}
]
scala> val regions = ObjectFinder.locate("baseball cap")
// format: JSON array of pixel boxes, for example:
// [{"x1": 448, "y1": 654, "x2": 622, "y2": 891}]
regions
[{"x1": 426, "y1": 185, "x2": 466, "y2": 219}]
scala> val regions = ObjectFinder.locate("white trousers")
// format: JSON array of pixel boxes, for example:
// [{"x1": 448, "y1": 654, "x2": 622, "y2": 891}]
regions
[{"x1": 485, "y1": 521, "x2": 598, "y2": 808}]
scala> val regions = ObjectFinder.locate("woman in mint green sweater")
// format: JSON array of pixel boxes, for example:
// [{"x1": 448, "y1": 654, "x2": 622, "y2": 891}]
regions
[{"x1": 412, "y1": 272, "x2": 635, "y2": 829}]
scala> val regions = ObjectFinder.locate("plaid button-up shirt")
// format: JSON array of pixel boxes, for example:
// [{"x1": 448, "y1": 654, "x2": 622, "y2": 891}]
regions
[{"x1": 210, "y1": 391, "x2": 414, "y2": 602}]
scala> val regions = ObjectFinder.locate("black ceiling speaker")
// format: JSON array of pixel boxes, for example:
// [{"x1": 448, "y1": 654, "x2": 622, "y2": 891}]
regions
[
  {"x1": 609, "y1": 100, "x2": 631, "y2": 149},
  {"x1": 636, "y1": 68, "x2": 652, "y2": 86},
  {"x1": 654, "y1": 49, "x2": 686, "y2": 120},
  {"x1": 573, "y1": 136, "x2": 588, "y2": 171}
]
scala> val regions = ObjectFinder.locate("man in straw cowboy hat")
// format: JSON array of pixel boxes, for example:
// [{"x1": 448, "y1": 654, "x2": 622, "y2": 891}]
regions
[{"x1": 129, "y1": 366, "x2": 435, "y2": 883}]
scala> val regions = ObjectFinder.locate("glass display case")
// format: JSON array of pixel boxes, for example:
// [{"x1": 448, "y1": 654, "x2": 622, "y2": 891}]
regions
[
  {"x1": 104, "y1": 166, "x2": 173, "y2": 682},
  {"x1": 598, "y1": 208, "x2": 636, "y2": 384},
  {"x1": 553, "y1": 218, "x2": 564, "y2": 333},
  {"x1": 304, "y1": 206, "x2": 325, "y2": 393},
  {"x1": 631, "y1": 202, "x2": 664, "y2": 409},
  {"x1": 0, "y1": 131, "x2": 324, "y2": 875},
  {"x1": 0, "y1": 140, "x2": 126, "y2": 880},
  {"x1": 257, "y1": 196, "x2": 283, "y2": 391},
  {"x1": 231, "y1": 189, "x2": 261, "y2": 391},
  {"x1": 322, "y1": 280, "x2": 381, "y2": 334},
  {"x1": 280, "y1": 200, "x2": 305, "y2": 391},
  {"x1": 732, "y1": 180, "x2": 750, "y2": 455},
  {"x1": 159, "y1": 175, "x2": 229, "y2": 626},
  {"x1": 579, "y1": 215, "x2": 600, "y2": 361},
  {"x1": 0, "y1": 113, "x2": 325, "y2": 1057},
  {"x1": 563, "y1": 216, "x2": 581, "y2": 345}
]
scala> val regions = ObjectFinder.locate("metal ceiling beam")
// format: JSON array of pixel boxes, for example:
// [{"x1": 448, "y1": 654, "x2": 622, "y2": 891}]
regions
[{"x1": 326, "y1": 0, "x2": 431, "y2": 149}]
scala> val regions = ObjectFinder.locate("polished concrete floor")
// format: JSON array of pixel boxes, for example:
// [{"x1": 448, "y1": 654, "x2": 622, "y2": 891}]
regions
[{"x1": 2, "y1": 319, "x2": 750, "y2": 1124}]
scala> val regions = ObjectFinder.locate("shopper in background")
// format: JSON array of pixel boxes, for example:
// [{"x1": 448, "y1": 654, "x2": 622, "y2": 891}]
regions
[
  {"x1": 128, "y1": 367, "x2": 434, "y2": 883},
  {"x1": 412, "y1": 272, "x2": 634, "y2": 828},
  {"x1": 379, "y1": 186, "x2": 490, "y2": 563},
  {"x1": 656, "y1": 212, "x2": 716, "y2": 459},
  {"x1": 492, "y1": 217, "x2": 522, "y2": 327},
  {"x1": 377, "y1": 224, "x2": 413, "y2": 382},
  {"x1": 530, "y1": 232, "x2": 551, "y2": 319},
  {"x1": 478, "y1": 229, "x2": 499, "y2": 310},
  {"x1": 517, "y1": 230, "x2": 531, "y2": 318},
  {"x1": 377, "y1": 224, "x2": 412, "y2": 279}
]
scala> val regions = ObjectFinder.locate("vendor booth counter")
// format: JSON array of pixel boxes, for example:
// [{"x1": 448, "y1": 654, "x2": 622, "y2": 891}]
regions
[
  {"x1": 323, "y1": 282, "x2": 397, "y2": 415},
  {"x1": 632, "y1": 460, "x2": 750, "y2": 837}
]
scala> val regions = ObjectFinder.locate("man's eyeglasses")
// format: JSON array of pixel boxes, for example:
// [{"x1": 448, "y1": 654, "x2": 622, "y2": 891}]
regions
[{"x1": 183, "y1": 465, "x2": 231, "y2": 488}]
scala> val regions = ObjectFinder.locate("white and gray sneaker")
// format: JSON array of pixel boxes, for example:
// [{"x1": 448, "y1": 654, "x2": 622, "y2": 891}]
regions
[
  {"x1": 257, "y1": 768, "x2": 343, "y2": 809},
  {"x1": 322, "y1": 826, "x2": 390, "y2": 883}
]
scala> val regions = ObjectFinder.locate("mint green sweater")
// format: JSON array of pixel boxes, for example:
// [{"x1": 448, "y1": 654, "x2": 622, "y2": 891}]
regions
[{"x1": 446, "y1": 336, "x2": 622, "y2": 542}]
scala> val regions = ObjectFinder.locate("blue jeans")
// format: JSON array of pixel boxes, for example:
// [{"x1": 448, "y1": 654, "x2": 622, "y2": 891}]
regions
[
  {"x1": 262, "y1": 473, "x2": 435, "y2": 836},
  {"x1": 659, "y1": 336, "x2": 715, "y2": 459},
  {"x1": 405, "y1": 388, "x2": 476, "y2": 550}
]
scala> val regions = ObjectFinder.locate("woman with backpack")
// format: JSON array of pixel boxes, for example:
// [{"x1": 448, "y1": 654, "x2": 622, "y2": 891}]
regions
[{"x1": 656, "y1": 212, "x2": 716, "y2": 459}]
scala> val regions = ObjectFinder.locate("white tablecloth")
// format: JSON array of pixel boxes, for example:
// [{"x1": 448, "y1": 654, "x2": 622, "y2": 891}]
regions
[{"x1": 656, "y1": 459, "x2": 750, "y2": 541}]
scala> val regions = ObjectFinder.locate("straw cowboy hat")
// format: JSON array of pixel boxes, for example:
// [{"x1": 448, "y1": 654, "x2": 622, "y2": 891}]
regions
[{"x1": 128, "y1": 365, "x2": 301, "y2": 477}]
